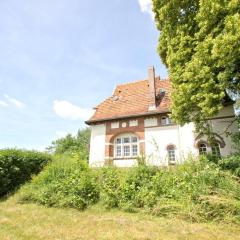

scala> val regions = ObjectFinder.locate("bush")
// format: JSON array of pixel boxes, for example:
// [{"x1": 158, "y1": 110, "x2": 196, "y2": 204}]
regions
[
  {"x1": 18, "y1": 154, "x2": 100, "y2": 210},
  {"x1": 99, "y1": 167, "x2": 121, "y2": 208},
  {"x1": 18, "y1": 154, "x2": 240, "y2": 222},
  {"x1": 0, "y1": 149, "x2": 51, "y2": 197},
  {"x1": 218, "y1": 155, "x2": 240, "y2": 177}
]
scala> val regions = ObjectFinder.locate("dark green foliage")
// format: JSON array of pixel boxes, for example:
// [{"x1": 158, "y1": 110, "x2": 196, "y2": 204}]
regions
[
  {"x1": 205, "y1": 153, "x2": 240, "y2": 177},
  {"x1": 219, "y1": 155, "x2": 240, "y2": 177},
  {"x1": 47, "y1": 128, "x2": 90, "y2": 159},
  {"x1": 0, "y1": 149, "x2": 51, "y2": 197}
]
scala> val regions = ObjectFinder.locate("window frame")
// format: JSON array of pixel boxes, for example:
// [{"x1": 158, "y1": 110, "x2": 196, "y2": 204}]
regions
[
  {"x1": 167, "y1": 145, "x2": 176, "y2": 165},
  {"x1": 211, "y1": 143, "x2": 221, "y2": 157},
  {"x1": 114, "y1": 134, "x2": 139, "y2": 159},
  {"x1": 199, "y1": 143, "x2": 207, "y2": 155},
  {"x1": 160, "y1": 116, "x2": 173, "y2": 125}
]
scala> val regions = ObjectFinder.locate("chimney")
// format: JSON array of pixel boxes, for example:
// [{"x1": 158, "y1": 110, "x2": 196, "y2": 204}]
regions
[{"x1": 148, "y1": 66, "x2": 156, "y2": 111}]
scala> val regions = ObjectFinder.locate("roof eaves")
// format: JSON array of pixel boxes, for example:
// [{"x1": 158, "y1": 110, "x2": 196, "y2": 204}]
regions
[{"x1": 85, "y1": 109, "x2": 170, "y2": 125}]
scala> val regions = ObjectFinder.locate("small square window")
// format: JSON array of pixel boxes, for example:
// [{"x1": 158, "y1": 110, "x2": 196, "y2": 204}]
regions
[{"x1": 116, "y1": 138, "x2": 121, "y2": 144}]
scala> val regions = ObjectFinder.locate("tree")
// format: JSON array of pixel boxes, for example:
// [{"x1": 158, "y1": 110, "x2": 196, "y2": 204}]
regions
[
  {"x1": 47, "y1": 128, "x2": 91, "y2": 160},
  {"x1": 152, "y1": 0, "x2": 240, "y2": 131}
]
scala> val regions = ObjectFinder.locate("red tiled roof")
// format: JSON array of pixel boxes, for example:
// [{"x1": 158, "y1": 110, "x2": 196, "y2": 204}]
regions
[{"x1": 86, "y1": 77, "x2": 171, "y2": 124}]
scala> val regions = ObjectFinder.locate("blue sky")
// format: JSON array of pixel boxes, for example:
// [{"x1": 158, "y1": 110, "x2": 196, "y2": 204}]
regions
[{"x1": 0, "y1": 0, "x2": 168, "y2": 150}]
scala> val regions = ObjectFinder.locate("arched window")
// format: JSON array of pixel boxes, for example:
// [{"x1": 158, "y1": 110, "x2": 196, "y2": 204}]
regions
[
  {"x1": 167, "y1": 145, "x2": 176, "y2": 164},
  {"x1": 114, "y1": 134, "x2": 139, "y2": 158},
  {"x1": 199, "y1": 143, "x2": 207, "y2": 155},
  {"x1": 211, "y1": 143, "x2": 221, "y2": 157}
]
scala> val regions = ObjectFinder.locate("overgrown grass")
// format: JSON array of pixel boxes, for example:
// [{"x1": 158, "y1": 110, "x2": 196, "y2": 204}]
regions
[
  {"x1": 1, "y1": 198, "x2": 240, "y2": 240},
  {"x1": 17, "y1": 154, "x2": 240, "y2": 223}
]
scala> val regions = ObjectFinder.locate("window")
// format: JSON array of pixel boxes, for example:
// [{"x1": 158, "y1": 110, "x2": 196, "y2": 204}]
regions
[
  {"x1": 132, "y1": 145, "x2": 138, "y2": 156},
  {"x1": 167, "y1": 145, "x2": 176, "y2": 164},
  {"x1": 212, "y1": 143, "x2": 221, "y2": 157},
  {"x1": 199, "y1": 143, "x2": 207, "y2": 155},
  {"x1": 161, "y1": 116, "x2": 172, "y2": 125},
  {"x1": 116, "y1": 145, "x2": 121, "y2": 157},
  {"x1": 114, "y1": 134, "x2": 139, "y2": 158},
  {"x1": 123, "y1": 145, "x2": 130, "y2": 156}
]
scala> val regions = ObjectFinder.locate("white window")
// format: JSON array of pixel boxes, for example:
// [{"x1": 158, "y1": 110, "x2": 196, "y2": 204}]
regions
[
  {"x1": 199, "y1": 143, "x2": 207, "y2": 155},
  {"x1": 116, "y1": 145, "x2": 121, "y2": 157},
  {"x1": 114, "y1": 134, "x2": 139, "y2": 158},
  {"x1": 212, "y1": 143, "x2": 221, "y2": 157},
  {"x1": 132, "y1": 145, "x2": 138, "y2": 156},
  {"x1": 123, "y1": 145, "x2": 130, "y2": 156},
  {"x1": 167, "y1": 145, "x2": 176, "y2": 164}
]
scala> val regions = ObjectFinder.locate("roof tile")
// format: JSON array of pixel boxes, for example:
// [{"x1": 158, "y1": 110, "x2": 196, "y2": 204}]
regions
[{"x1": 87, "y1": 77, "x2": 171, "y2": 123}]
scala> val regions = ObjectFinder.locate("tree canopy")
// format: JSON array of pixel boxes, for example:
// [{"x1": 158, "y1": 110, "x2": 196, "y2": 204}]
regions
[
  {"x1": 47, "y1": 128, "x2": 90, "y2": 159},
  {"x1": 152, "y1": 0, "x2": 240, "y2": 129}
]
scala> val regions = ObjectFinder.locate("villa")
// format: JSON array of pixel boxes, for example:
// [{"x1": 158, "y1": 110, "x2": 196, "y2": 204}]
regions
[{"x1": 86, "y1": 66, "x2": 238, "y2": 167}]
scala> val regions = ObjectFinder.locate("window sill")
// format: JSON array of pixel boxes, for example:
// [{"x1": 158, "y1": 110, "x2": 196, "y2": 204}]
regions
[{"x1": 113, "y1": 157, "x2": 138, "y2": 160}]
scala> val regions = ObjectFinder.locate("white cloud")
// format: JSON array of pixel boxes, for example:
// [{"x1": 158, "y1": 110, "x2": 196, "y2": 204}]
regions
[
  {"x1": 4, "y1": 94, "x2": 25, "y2": 108},
  {"x1": 138, "y1": 0, "x2": 154, "y2": 19},
  {"x1": 53, "y1": 100, "x2": 93, "y2": 121},
  {"x1": 0, "y1": 100, "x2": 8, "y2": 107}
]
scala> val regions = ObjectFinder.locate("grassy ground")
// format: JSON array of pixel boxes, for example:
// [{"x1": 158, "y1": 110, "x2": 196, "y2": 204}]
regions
[{"x1": 0, "y1": 197, "x2": 240, "y2": 240}]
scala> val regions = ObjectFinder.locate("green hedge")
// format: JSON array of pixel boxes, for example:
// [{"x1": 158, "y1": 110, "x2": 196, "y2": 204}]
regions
[{"x1": 0, "y1": 149, "x2": 51, "y2": 197}]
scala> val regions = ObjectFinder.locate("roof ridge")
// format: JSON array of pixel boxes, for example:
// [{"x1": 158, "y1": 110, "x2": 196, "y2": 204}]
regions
[
  {"x1": 115, "y1": 75, "x2": 169, "y2": 88},
  {"x1": 116, "y1": 78, "x2": 148, "y2": 87}
]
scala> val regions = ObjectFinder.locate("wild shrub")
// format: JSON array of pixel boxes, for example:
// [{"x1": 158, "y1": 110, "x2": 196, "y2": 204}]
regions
[
  {"x1": 99, "y1": 167, "x2": 121, "y2": 208},
  {"x1": 0, "y1": 149, "x2": 51, "y2": 197},
  {"x1": 17, "y1": 154, "x2": 240, "y2": 222},
  {"x1": 18, "y1": 154, "x2": 99, "y2": 210},
  {"x1": 119, "y1": 166, "x2": 158, "y2": 210},
  {"x1": 218, "y1": 155, "x2": 240, "y2": 177}
]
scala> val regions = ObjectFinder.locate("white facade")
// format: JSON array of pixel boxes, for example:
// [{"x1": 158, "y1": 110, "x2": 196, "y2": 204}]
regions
[
  {"x1": 88, "y1": 106, "x2": 238, "y2": 167},
  {"x1": 89, "y1": 124, "x2": 106, "y2": 167},
  {"x1": 145, "y1": 123, "x2": 196, "y2": 166}
]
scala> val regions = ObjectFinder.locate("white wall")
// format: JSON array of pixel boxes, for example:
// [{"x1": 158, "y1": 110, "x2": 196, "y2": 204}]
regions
[
  {"x1": 145, "y1": 124, "x2": 196, "y2": 166},
  {"x1": 210, "y1": 117, "x2": 238, "y2": 156},
  {"x1": 195, "y1": 105, "x2": 238, "y2": 156},
  {"x1": 89, "y1": 124, "x2": 106, "y2": 167},
  {"x1": 113, "y1": 159, "x2": 137, "y2": 167}
]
